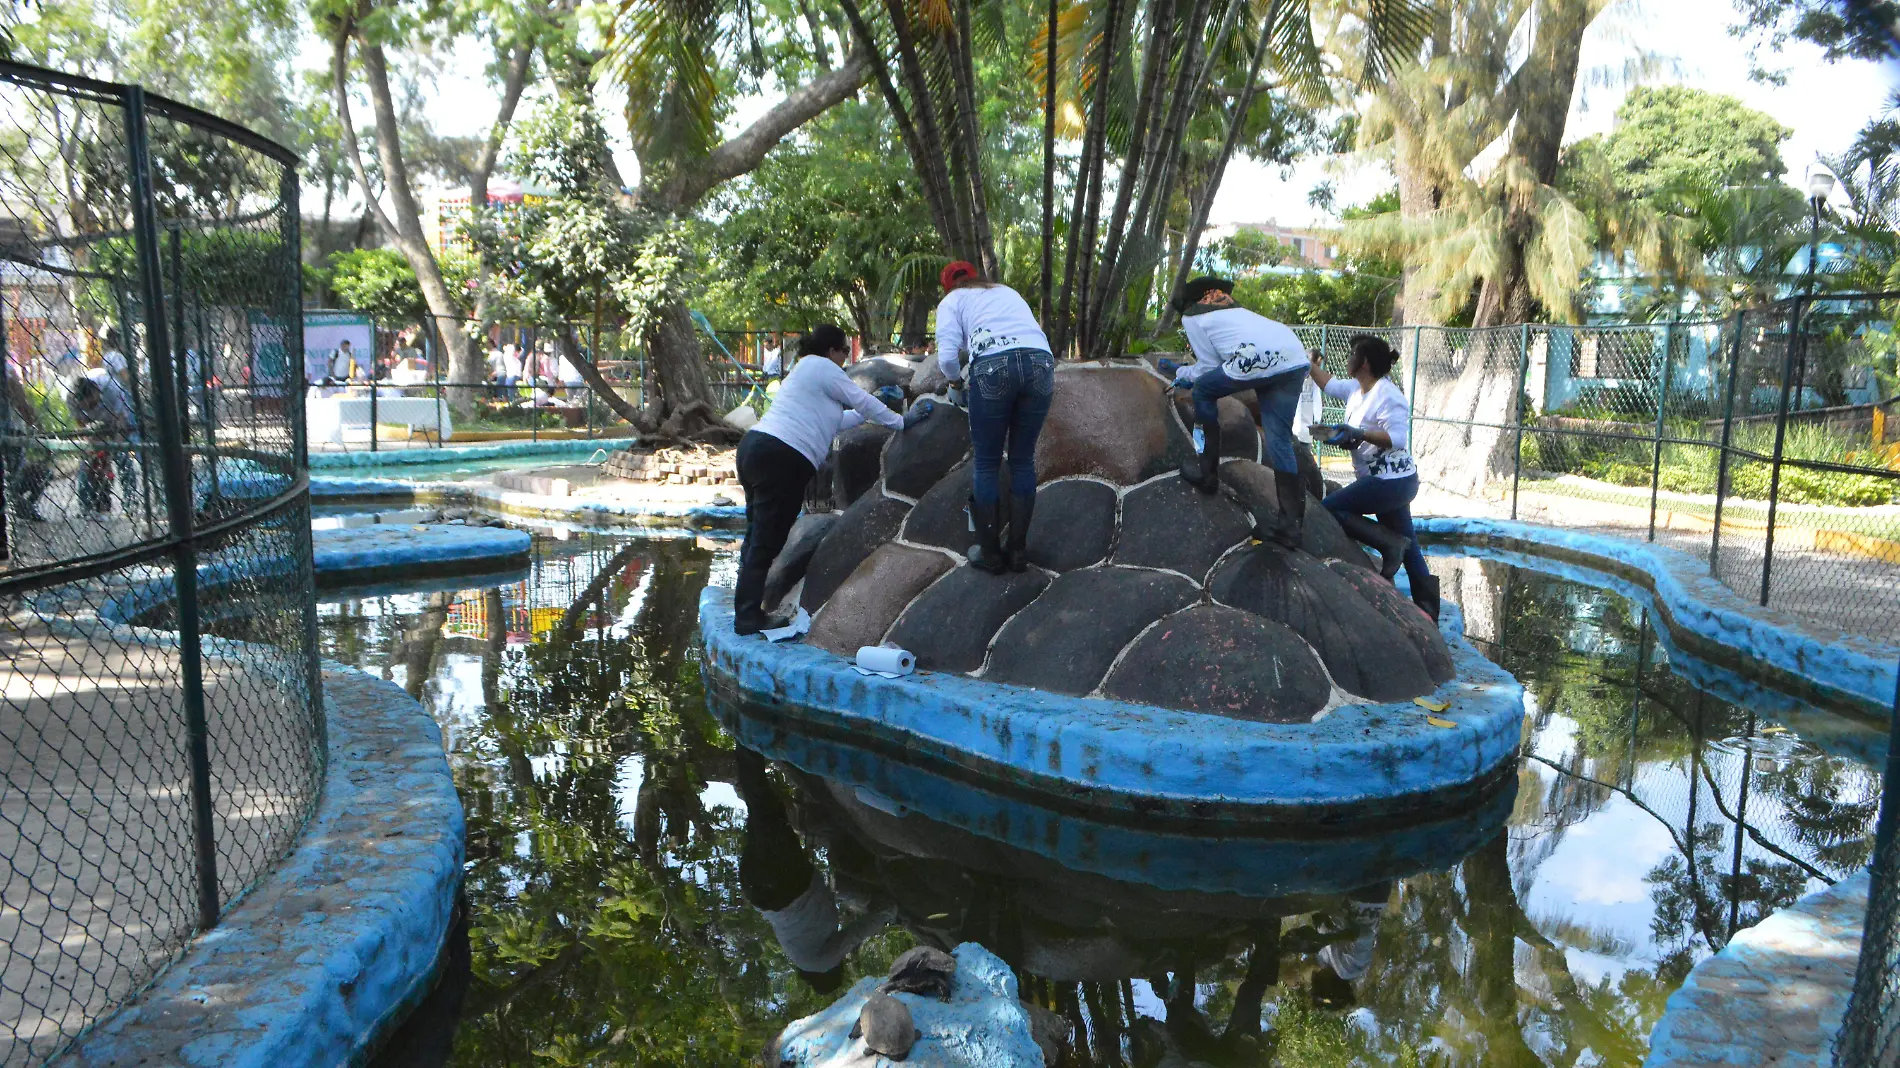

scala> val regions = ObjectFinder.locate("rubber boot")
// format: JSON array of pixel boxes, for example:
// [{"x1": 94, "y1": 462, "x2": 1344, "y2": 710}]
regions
[
  {"x1": 1333, "y1": 511, "x2": 1410, "y2": 582},
  {"x1": 1179, "y1": 420, "x2": 1222, "y2": 495},
  {"x1": 1252, "y1": 471, "x2": 1307, "y2": 550},
  {"x1": 1411, "y1": 573, "x2": 1442, "y2": 623},
  {"x1": 733, "y1": 564, "x2": 789, "y2": 636},
  {"x1": 1006, "y1": 491, "x2": 1036, "y2": 572},
  {"x1": 967, "y1": 498, "x2": 1008, "y2": 574}
]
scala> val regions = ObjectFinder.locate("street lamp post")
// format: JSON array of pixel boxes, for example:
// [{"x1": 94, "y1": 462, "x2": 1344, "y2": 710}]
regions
[{"x1": 1804, "y1": 164, "x2": 1836, "y2": 297}]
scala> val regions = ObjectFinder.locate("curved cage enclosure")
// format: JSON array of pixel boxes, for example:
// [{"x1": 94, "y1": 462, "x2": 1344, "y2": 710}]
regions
[{"x1": 0, "y1": 62, "x2": 320, "y2": 1064}]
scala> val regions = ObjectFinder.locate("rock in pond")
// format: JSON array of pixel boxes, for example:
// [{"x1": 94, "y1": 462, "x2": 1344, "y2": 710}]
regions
[
  {"x1": 985, "y1": 567, "x2": 1200, "y2": 696},
  {"x1": 1207, "y1": 545, "x2": 1435, "y2": 701},
  {"x1": 801, "y1": 490, "x2": 912, "y2": 612},
  {"x1": 1034, "y1": 365, "x2": 1175, "y2": 485},
  {"x1": 809, "y1": 544, "x2": 956, "y2": 656},
  {"x1": 1112, "y1": 474, "x2": 1253, "y2": 580},
  {"x1": 831, "y1": 424, "x2": 893, "y2": 510},
  {"x1": 884, "y1": 403, "x2": 970, "y2": 498},
  {"x1": 1021, "y1": 479, "x2": 1117, "y2": 572},
  {"x1": 763, "y1": 512, "x2": 839, "y2": 611},
  {"x1": 1102, "y1": 604, "x2": 1331, "y2": 723},
  {"x1": 888, "y1": 566, "x2": 1052, "y2": 674},
  {"x1": 773, "y1": 943, "x2": 1044, "y2": 1068}
]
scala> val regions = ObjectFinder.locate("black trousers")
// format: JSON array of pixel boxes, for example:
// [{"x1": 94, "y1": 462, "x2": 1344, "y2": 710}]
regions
[{"x1": 735, "y1": 430, "x2": 817, "y2": 621}]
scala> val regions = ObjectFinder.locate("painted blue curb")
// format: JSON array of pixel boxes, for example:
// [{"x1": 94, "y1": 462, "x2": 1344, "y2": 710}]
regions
[
  {"x1": 1422, "y1": 543, "x2": 1889, "y2": 767},
  {"x1": 1644, "y1": 871, "x2": 1867, "y2": 1068},
  {"x1": 721, "y1": 700, "x2": 1516, "y2": 898},
  {"x1": 311, "y1": 523, "x2": 531, "y2": 586},
  {"x1": 1416, "y1": 517, "x2": 1900, "y2": 715},
  {"x1": 699, "y1": 587, "x2": 1525, "y2": 817},
  {"x1": 62, "y1": 667, "x2": 465, "y2": 1068},
  {"x1": 310, "y1": 475, "x2": 747, "y2": 530},
  {"x1": 307, "y1": 438, "x2": 634, "y2": 470}
]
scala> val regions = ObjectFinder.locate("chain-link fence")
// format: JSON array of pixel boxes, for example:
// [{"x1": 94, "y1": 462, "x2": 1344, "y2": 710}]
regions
[
  {"x1": 288, "y1": 312, "x2": 781, "y2": 452},
  {"x1": 0, "y1": 61, "x2": 322, "y2": 1064},
  {"x1": 1310, "y1": 296, "x2": 1899, "y2": 643}
]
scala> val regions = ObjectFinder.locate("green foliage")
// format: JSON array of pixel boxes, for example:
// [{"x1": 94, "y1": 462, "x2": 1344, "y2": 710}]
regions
[
  {"x1": 1231, "y1": 271, "x2": 1394, "y2": 327},
  {"x1": 701, "y1": 102, "x2": 942, "y2": 337},
  {"x1": 1583, "y1": 86, "x2": 1793, "y2": 207},
  {"x1": 1520, "y1": 420, "x2": 1900, "y2": 507},
  {"x1": 320, "y1": 247, "x2": 426, "y2": 322},
  {"x1": 469, "y1": 94, "x2": 676, "y2": 329}
]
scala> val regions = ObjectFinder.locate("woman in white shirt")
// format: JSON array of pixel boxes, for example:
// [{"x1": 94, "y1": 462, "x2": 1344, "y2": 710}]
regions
[
  {"x1": 1308, "y1": 335, "x2": 1439, "y2": 620},
  {"x1": 736, "y1": 324, "x2": 930, "y2": 634},
  {"x1": 935, "y1": 260, "x2": 1054, "y2": 573}
]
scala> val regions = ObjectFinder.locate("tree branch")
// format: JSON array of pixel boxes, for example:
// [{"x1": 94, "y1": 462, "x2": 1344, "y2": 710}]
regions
[
  {"x1": 331, "y1": 25, "x2": 399, "y2": 244},
  {"x1": 657, "y1": 49, "x2": 871, "y2": 211}
]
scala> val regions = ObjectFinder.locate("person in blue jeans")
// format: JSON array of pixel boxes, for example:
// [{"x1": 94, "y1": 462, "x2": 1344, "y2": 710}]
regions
[
  {"x1": 1308, "y1": 335, "x2": 1439, "y2": 620},
  {"x1": 935, "y1": 260, "x2": 1055, "y2": 573},
  {"x1": 1160, "y1": 276, "x2": 1311, "y2": 548}
]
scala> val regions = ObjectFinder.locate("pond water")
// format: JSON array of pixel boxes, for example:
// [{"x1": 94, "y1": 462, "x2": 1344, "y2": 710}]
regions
[{"x1": 326, "y1": 520, "x2": 1884, "y2": 1067}]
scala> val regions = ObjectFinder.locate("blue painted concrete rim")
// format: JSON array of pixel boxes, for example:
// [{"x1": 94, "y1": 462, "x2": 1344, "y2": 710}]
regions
[
  {"x1": 699, "y1": 586, "x2": 1527, "y2": 821},
  {"x1": 307, "y1": 437, "x2": 635, "y2": 469},
  {"x1": 723, "y1": 699, "x2": 1519, "y2": 897},
  {"x1": 1417, "y1": 517, "x2": 1900, "y2": 716},
  {"x1": 312, "y1": 473, "x2": 747, "y2": 529},
  {"x1": 310, "y1": 523, "x2": 533, "y2": 589},
  {"x1": 61, "y1": 666, "x2": 465, "y2": 1067}
]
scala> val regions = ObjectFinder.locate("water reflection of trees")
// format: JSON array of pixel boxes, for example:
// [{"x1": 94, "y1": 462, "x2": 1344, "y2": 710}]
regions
[{"x1": 329, "y1": 540, "x2": 1881, "y2": 1067}]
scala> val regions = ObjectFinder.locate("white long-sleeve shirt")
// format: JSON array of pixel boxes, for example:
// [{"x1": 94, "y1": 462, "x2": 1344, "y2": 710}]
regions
[
  {"x1": 759, "y1": 872, "x2": 892, "y2": 973},
  {"x1": 1323, "y1": 376, "x2": 1416, "y2": 480},
  {"x1": 752, "y1": 354, "x2": 905, "y2": 469},
  {"x1": 1176, "y1": 305, "x2": 1307, "y2": 384},
  {"x1": 934, "y1": 284, "x2": 1051, "y2": 381}
]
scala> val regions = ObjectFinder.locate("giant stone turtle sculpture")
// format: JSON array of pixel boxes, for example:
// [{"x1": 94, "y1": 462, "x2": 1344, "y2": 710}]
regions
[{"x1": 785, "y1": 361, "x2": 1452, "y2": 721}]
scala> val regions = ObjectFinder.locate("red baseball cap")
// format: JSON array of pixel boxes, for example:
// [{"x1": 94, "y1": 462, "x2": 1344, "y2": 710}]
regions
[{"x1": 940, "y1": 260, "x2": 979, "y2": 292}]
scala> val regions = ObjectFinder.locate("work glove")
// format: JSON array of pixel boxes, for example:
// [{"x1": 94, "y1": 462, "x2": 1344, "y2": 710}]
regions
[
  {"x1": 873, "y1": 385, "x2": 904, "y2": 412},
  {"x1": 1323, "y1": 424, "x2": 1366, "y2": 449},
  {"x1": 1171, "y1": 376, "x2": 1193, "y2": 392},
  {"x1": 902, "y1": 398, "x2": 936, "y2": 429},
  {"x1": 946, "y1": 382, "x2": 967, "y2": 409},
  {"x1": 1156, "y1": 357, "x2": 1181, "y2": 377}
]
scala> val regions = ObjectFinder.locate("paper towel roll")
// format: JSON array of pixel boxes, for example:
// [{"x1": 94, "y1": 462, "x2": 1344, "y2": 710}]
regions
[{"x1": 855, "y1": 645, "x2": 915, "y2": 675}]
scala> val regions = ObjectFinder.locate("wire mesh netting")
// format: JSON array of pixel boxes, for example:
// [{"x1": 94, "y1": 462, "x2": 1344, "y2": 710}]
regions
[
  {"x1": 0, "y1": 62, "x2": 321, "y2": 1064},
  {"x1": 1329, "y1": 296, "x2": 1900, "y2": 643}
]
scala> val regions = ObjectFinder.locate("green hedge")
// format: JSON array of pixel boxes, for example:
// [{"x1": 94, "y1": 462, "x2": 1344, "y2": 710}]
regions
[{"x1": 1520, "y1": 421, "x2": 1899, "y2": 507}]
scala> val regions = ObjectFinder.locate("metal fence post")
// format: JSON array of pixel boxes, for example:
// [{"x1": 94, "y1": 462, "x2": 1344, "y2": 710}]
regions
[
  {"x1": 1408, "y1": 325, "x2": 1421, "y2": 409},
  {"x1": 280, "y1": 164, "x2": 323, "y2": 761},
  {"x1": 1709, "y1": 310, "x2": 1745, "y2": 576},
  {"x1": 126, "y1": 85, "x2": 221, "y2": 931},
  {"x1": 1512, "y1": 324, "x2": 1530, "y2": 521},
  {"x1": 1760, "y1": 298, "x2": 1804, "y2": 607},
  {"x1": 1648, "y1": 317, "x2": 1676, "y2": 541},
  {"x1": 0, "y1": 300, "x2": 10, "y2": 562},
  {"x1": 368, "y1": 349, "x2": 379, "y2": 453}
]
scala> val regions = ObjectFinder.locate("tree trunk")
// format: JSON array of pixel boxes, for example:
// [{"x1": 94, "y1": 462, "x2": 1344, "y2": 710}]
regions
[
  {"x1": 332, "y1": 29, "x2": 480, "y2": 412},
  {"x1": 1396, "y1": 152, "x2": 1443, "y2": 326},
  {"x1": 646, "y1": 301, "x2": 716, "y2": 414},
  {"x1": 1153, "y1": 0, "x2": 1278, "y2": 338}
]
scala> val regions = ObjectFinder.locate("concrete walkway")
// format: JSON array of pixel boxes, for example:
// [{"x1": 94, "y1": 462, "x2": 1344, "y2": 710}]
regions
[
  {"x1": 1645, "y1": 873, "x2": 1868, "y2": 1068},
  {"x1": 0, "y1": 617, "x2": 319, "y2": 1065}
]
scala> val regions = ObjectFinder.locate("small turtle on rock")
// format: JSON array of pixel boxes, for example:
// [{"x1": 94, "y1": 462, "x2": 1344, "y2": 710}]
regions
[
  {"x1": 882, "y1": 945, "x2": 957, "y2": 1000},
  {"x1": 850, "y1": 991, "x2": 920, "y2": 1061}
]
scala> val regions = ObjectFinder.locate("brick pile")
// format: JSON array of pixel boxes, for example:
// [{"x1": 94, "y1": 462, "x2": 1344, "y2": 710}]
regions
[{"x1": 603, "y1": 445, "x2": 740, "y2": 487}]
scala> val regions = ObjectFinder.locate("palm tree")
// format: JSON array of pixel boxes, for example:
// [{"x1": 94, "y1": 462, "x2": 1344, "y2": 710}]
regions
[{"x1": 839, "y1": 0, "x2": 1433, "y2": 359}]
